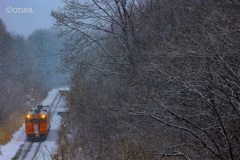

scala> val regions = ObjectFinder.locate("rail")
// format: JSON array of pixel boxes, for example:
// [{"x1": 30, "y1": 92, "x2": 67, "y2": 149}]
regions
[
  {"x1": 19, "y1": 92, "x2": 60, "y2": 160},
  {"x1": 21, "y1": 142, "x2": 41, "y2": 160}
]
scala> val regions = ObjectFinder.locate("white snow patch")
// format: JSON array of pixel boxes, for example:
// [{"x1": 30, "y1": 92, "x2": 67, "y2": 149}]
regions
[
  {"x1": 0, "y1": 124, "x2": 26, "y2": 160},
  {"x1": 34, "y1": 115, "x2": 62, "y2": 160},
  {"x1": 41, "y1": 88, "x2": 59, "y2": 106},
  {"x1": 34, "y1": 94, "x2": 65, "y2": 160}
]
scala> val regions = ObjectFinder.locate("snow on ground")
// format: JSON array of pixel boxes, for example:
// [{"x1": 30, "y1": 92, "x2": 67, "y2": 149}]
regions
[
  {"x1": 0, "y1": 87, "x2": 68, "y2": 160},
  {"x1": 0, "y1": 124, "x2": 26, "y2": 160},
  {"x1": 34, "y1": 95, "x2": 66, "y2": 160}
]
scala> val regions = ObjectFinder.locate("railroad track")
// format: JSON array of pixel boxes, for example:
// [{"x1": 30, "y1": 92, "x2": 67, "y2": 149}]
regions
[
  {"x1": 20, "y1": 92, "x2": 61, "y2": 160},
  {"x1": 50, "y1": 92, "x2": 60, "y2": 108},
  {"x1": 52, "y1": 95, "x2": 62, "y2": 117},
  {"x1": 21, "y1": 142, "x2": 41, "y2": 160}
]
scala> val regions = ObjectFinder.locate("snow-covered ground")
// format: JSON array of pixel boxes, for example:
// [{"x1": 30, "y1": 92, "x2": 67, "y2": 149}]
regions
[{"x1": 0, "y1": 88, "x2": 69, "y2": 160}]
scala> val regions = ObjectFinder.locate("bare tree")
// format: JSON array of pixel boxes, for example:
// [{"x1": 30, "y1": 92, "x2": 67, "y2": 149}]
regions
[{"x1": 52, "y1": 0, "x2": 240, "y2": 159}]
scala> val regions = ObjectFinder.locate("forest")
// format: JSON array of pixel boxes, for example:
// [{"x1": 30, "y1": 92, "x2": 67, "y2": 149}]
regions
[
  {"x1": 51, "y1": 0, "x2": 240, "y2": 159},
  {"x1": 0, "y1": 19, "x2": 65, "y2": 146}
]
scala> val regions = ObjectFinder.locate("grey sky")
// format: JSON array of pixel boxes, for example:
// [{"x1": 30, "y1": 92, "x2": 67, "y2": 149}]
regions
[{"x1": 0, "y1": 0, "x2": 64, "y2": 38}]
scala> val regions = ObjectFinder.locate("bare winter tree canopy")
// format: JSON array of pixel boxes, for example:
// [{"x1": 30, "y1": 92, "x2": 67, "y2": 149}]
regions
[{"x1": 51, "y1": 0, "x2": 240, "y2": 159}]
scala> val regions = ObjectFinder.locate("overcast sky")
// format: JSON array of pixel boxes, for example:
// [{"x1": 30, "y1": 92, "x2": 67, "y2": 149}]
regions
[{"x1": 0, "y1": 0, "x2": 64, "y2": 38}]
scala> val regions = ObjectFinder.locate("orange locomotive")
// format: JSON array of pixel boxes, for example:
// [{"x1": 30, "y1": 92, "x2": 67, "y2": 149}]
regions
[{"x1": 25, "y1": 105, "x2": 51, "y2": 141}]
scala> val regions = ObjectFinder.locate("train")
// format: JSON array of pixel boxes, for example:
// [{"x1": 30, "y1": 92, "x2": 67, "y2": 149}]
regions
[{"x1": 25, "y1": 104, "x2": 51, "y2": 141}]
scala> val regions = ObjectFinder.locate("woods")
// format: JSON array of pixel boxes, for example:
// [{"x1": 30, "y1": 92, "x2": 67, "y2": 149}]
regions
[
  {"x1": 0, "y1": 19, "x2": 65, "y2": 145},
  {"x1": 51, "y1": 0, "x2": 240, "y2": 159}
]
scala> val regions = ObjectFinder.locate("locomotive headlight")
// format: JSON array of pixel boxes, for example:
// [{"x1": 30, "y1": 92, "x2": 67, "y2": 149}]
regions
[
  {"x1": 27, "y1": 114, "x2": 30, "y2": 118},
  {"x1": 42, "y1": 114, "x2": 45, "y2": 118}
]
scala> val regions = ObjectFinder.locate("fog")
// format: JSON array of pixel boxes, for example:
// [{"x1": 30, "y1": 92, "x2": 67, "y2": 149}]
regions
[{"x1": 0, "y1": 0, "x2": 64, "y2": 38}]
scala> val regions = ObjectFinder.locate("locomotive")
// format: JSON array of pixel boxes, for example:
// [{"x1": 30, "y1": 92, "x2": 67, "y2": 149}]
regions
[{"x1": 25, "y1": 104, "x2": 51, "y2": 141}]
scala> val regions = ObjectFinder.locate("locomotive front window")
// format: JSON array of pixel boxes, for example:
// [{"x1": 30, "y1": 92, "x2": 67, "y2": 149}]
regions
[
  {"x1": 39, "y1": 118, "x2": 47, "y2": 122},
  {"x1": 34, "y1": 119, "x2": 38, "y2": 123},
  {"x1": 25, "y1": 118, "x2": 33, "y2": 123}
]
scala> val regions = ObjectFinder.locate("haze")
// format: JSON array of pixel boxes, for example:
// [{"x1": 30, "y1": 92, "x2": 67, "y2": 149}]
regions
[{"x1": 0, "y1": 0, "x2": 64, "y2": 38}]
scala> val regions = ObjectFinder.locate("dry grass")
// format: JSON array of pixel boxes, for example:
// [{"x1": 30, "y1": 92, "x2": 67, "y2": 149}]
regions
[
  {"x1": 0, "y1": 112, "x2": 25, "y2": 145},
  {"x1": 0, "y1": 127, "x2": 12, "y2": 145},
  {"x1": 8, "y1": 112, "x2": 25, "y2": 133}
]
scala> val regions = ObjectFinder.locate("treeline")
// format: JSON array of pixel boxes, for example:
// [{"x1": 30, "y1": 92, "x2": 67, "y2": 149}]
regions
[
  {"x1": 52, "y1": 0, "x2": 240, "y2": 159},
  {"x1": 0, "y1": 19, "x2": 65, "y2": 145}
]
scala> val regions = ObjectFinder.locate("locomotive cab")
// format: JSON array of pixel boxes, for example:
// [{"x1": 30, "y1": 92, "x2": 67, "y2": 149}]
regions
[{"x1": 25, "y1": 105, "x2": 50, "y2": 141}]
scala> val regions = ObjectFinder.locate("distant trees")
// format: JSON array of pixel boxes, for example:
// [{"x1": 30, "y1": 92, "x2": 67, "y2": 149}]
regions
[
  {"x1": 0, "y1": 19, "x2": 15, "y2": 123},
  {"x1": 0, "y1": 19, "x2": 36, "y2": 124},
  {"x1": 25, "y1": 29, "x2": 66, "y2": 90},
  {"x1": 0, "y1": 19, "x2": 65, "y2": 145},
  {"x1": 52, "y1": 0, "x2": 240, "y2": 159},
  {"x1": 0, "y1": 19, "x2": 12, "y2": 58}
]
